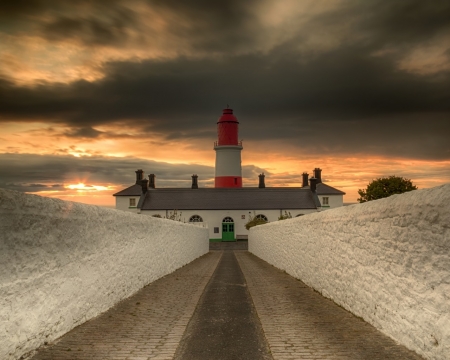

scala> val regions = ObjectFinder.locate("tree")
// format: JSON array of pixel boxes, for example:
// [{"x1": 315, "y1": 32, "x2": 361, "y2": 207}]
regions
[{"x1": 357, "y1": 176, "x2": 417, "y2": 203}]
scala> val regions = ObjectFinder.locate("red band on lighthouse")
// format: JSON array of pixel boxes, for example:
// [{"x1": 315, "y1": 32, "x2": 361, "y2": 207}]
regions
[
  {"x1": 215, "y1": 176, "x2": 243, "y2": 187},
  {"x1": 214, "y1": 107, "x2": 243, "y2": 188}
]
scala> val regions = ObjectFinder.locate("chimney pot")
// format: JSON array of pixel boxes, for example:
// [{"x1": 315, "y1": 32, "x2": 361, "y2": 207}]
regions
[
  {"x1": 141, "y1": 179, "x2": 148, "y2": 194},
  {"x1": 310, "y1": 177, "x2": 318, "y2": 193},
  {"x1": 135, "y1": 169, "x2": 144, "y2": 184},
  {"x1": 302, "y1": 172, "x2": 309, "y2": 187},
  {"x1": 313, "y1": 168, "x2": 322, "y2": 183},
  {"x1": 258, "y1": 173, "x2": 265, "y2": 188},
  {"x1": 191, "y1": 174, "x2": 198, "y2": 189},
  {"x1": 149, "y1": 174, "x2": 156, "y2": 189}
]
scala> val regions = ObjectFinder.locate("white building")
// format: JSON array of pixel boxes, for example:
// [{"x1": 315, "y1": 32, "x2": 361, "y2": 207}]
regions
[{"x1": 113, "y1": 108, "x2": 345, "y2": 241}]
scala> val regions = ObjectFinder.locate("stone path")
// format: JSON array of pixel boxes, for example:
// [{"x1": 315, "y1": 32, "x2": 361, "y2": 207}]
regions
[
  {"x1": 31, "y1": 252, "x2": 221, "y2": 360},
  {"x1": 30, "y1": 248, "x2": 424, "y2": 360},
  {"x1": 235, "y1": 251, "x2": 423, "y2": 360},
  {"x1": 174, "y1": 251, "x2": 271, "y2": 359}
]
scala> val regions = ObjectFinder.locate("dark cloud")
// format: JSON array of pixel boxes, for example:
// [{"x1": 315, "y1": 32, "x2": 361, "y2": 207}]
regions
[
  {"x1": 0, "y1": 0, "x2": 257, "y2": 49},
  {"x1": 64, "y1": 127, "x2": 104, "y2": 138},
  {"x1": 146, "y1": 0, "x2": 260, "y2": 52},
  {"x1": 357, "y1": 2, "x2": 450, "y2": 47},
  {"x1": 0, "y1": 0, "x2": 134, "y2": 47},
  {"x1": 0, "y1": 153, "x2": 216, "y2": 190},
  {"x1": 0, "y1": 0, "x2": 46, "y2": 18},
  {"x1": 1, "y1": 0, "x2": 449, "y2": 161},
  {"x1": 242, "y1": 165, "x2": 271, "y2": 179},
  {"x1": 4, "y1": 183, "x2": 66, "y2": 193},
  {"x1": 0, "y1": 153, "x2": 307, "y2": 194},
  {"x1": 1, "y1": 47, "x2": 449, "y2": 160},
  {"x1": 40, "y1": 9, "x2": 136, "y2": 46}
]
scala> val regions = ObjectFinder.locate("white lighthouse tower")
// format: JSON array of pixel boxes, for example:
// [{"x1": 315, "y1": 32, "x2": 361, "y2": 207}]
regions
[{"x1": 214, "y1": 107, "x2": 243, "y2": 188}]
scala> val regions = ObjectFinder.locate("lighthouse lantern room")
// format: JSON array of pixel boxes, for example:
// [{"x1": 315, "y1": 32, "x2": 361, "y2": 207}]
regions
[{"x1": 214, "y1": 107, "x2": 243, "y2": 188}]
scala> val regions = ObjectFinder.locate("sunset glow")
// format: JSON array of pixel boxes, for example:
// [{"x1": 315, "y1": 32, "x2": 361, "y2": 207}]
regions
[
  {"x1": 1, "y1": 1, "x2": 449, "y2": 206},
  {"x1": 66, "y1": 183, "x2": 112, "y2": 191}
]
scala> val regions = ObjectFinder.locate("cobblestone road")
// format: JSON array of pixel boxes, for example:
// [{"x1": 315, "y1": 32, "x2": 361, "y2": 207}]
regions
[
  {"x1": 31, "y1": 252, "x2": 221, "y2": 360},
  {"x1": 30, "y1": 248, "x2": 424, "y2": 360},
  {"x1": 235, "y1": 251, "x2": 423, "y2": 360}
]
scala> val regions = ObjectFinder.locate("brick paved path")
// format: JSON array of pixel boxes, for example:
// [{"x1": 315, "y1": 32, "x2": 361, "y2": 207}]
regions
[
  {"x1": 174, "y1": 251, "x2": 271, "y2": 359},
  {"x1": 235, "y1": 251, "x2": 423, "y2": 360},
  {"x1": 31, "y1": 252, "x2": 221, "y2": 360},
  {"x1": 30, "y1": 249, "x2": 424, "y2": 360}
]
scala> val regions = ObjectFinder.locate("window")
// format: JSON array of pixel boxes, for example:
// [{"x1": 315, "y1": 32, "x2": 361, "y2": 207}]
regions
[
  {"x1": 222, "y1": 216, "x2": 234, "y2": 223},
  {"x1": 189, "y1": 215, "x2": 203, "y2": 223},
  {"x1": 322, "y1": 197, "x2": 329, "y2": 205},
  {"x1": 214, "y1": 227, "x2": 219, "y2": 233},
  {"x1": 129, "y1": 198, "x2": 136, "y2": 207},
  {"x1": 255, "y1": 214, "x2": 268, "y2": 222}
]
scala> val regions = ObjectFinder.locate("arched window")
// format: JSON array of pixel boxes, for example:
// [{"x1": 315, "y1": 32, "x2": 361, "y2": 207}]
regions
[
  {"x1": 189, "y1": 215, "x2": 203, "y2": 223},
  {"x1": 222, "y1": 216, "x2": 234, "y2": 223},
  {"x1": 255, "y1": 214, "x2": 268, "y2": 222}
]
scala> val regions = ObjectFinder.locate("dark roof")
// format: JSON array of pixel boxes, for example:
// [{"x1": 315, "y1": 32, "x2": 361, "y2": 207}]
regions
[
  {"x1": 140, "y1": 187, "x2": 318, "y2": 210},
  {"x1": 302, "y1": 182, "x2": 346, "y2": 195},
  {"x1": 113, "y1": 184, "x2": 142, "y2": 196}
]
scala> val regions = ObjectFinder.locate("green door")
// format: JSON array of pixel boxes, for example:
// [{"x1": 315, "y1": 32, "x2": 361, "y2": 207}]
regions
[{"x1": 222, "y1": 222, "x2": 235, "y2": 241}]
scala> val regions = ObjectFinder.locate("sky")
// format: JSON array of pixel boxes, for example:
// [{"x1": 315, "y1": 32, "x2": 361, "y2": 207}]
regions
[{"x1": 1, "y1": 0, "x2": 449, "y2": 206}]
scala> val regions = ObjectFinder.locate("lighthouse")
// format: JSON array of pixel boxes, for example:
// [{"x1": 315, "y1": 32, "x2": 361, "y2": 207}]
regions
[{"x1": 214, "y1": 107, "x2": 243, "y2": 187}]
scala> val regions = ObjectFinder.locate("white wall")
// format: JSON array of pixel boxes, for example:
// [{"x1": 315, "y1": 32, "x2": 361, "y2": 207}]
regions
[
  {"x1": 249, "y1": 184, "x2": 450, "y2": 360},
  {"x1": 141, "y1": 209, "x2": 317, "y2": 239},
  {"x1": 115, "y1": 195, "x2": 139, "y2": 212},
  {"x1": 318, "y1": 194, "x2": 343, "y2": 208},
  {"x1": 0, "y1": 189, "x2": 209, "y2": 360}
]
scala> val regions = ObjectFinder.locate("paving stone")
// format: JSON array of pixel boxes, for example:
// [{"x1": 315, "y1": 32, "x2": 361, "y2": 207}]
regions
[
  {"x1": 27, "y1": 247, "x2": 427, "y2": 360},
  {"x1": 235, "y1": 251, "x2": 424, "y2": 360},
  {"x1": 30, "y1": 252, "x2": 221, "y2": 360},
  {"x1": 174, "y1": 250, "x2": 272, "y2": 360}
]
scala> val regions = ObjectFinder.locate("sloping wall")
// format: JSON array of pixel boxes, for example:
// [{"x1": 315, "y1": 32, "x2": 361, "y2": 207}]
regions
[
  {"x1": 249, "y1": 184, "x2": 450, "y2": 360},
  {"x1": 0, "y1": 189, "x2": 209, "y2": 360}
]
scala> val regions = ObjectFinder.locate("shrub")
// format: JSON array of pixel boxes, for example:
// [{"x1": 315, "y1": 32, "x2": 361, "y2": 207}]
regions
[
  {"x1": 245, "y1": 216, "x2": 268, "y2": 230},
  {"x1": 278, "y1": 211, "x2": 292, "y2": 220}
]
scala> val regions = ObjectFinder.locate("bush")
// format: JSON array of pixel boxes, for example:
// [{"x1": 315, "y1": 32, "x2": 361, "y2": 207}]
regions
[
  {"x1": 278, "y1": 211, "x2": 292, "y2": 220},
  {"x1": 166, "y1": 210, "x2": 182, "y2": 221},
  {"x1": 245, "y1": 217, "x2": 267, "y2": 230},
  {"x1": 357, "y1": 176, "x2": 417, "y2": 203}
]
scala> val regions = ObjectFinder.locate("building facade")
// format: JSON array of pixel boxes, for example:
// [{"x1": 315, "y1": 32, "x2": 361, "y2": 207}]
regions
[{"x1": 113, "y1": 108, "x2": 345, "y2": 241}]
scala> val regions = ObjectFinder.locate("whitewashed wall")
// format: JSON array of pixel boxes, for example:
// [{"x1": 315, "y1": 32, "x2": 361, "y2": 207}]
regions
[
  {"x1": 0, "y1": 189, "x2": 209, "y2": 360},
  {"x1": 115, "y1": 196, "x2": 139, "y2": 212},
  {"x1": 318, "y1": 194, "x2": 343, "y2": 208},
  {"x1": 141, "y1": 209, "x2": 317, "y2": 239},
  {"x1": 249, "y1": 184, "x2": 450, "y2": 360}
]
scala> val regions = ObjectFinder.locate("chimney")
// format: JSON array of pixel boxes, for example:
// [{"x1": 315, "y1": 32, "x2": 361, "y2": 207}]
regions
[
  {"x1": 191, "y1": 174, "x2": 198, "y2": 189},
  {"x1": 258, "y1": 173, "x2": 265, "y2": 188},
  {"x1": 313, "y1": 168, "x2": 322, "y2": 183},
  {"x1": 149, "y1": 174, "x2": 156, "y2": 189},
  {"x1": 141, "y1": 179, "x2": 148, "y2": 194},
  {"x1": 302, "y1": 172, "x2": 309, "y2": 187},
  {"x1": 309, "y1": 177, "x2": 318, "y2": 193},
  {"x1": 135, "y1": 169, "x2": 144, "y2": 184}
]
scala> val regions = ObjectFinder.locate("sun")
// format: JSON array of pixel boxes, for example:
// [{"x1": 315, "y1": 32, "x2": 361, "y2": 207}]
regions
[{"x1": 66, "y1": 183, "x2": 111, "y2": 191}]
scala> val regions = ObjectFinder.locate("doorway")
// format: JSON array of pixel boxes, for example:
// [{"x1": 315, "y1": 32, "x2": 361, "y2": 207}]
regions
[{"x1": 221, "y1": 217, "x2": 235, "y2": 241}]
